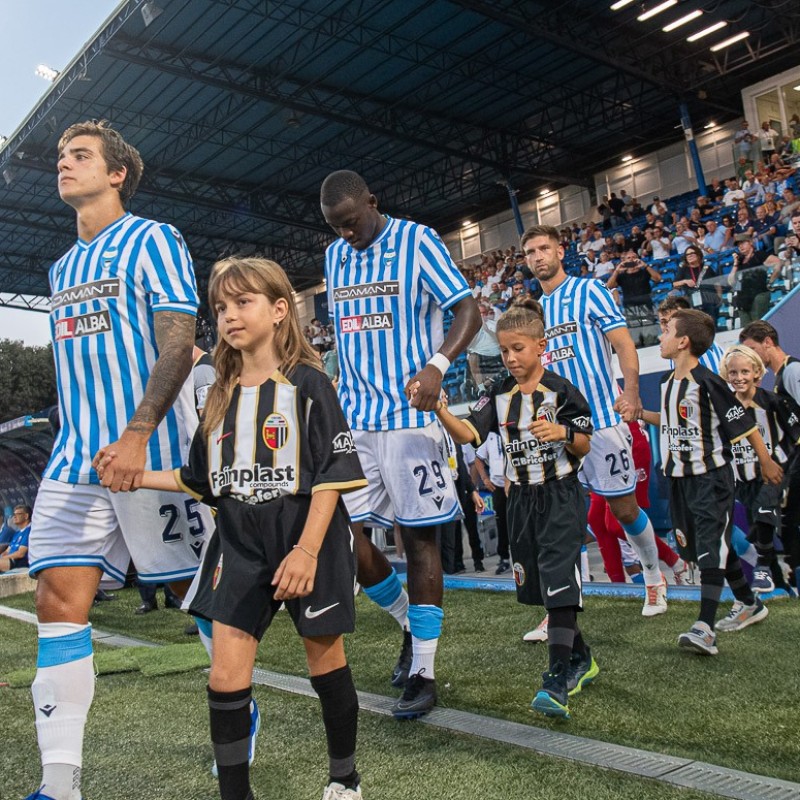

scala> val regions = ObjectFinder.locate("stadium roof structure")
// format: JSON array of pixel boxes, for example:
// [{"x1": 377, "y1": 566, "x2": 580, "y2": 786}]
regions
[{"x1": 1, "y1": 0, "x2": 797, "y2": 310}]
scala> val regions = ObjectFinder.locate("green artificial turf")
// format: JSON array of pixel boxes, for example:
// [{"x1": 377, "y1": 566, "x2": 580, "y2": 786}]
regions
[{"x1": 2, "y1": 584, "x2": 799, "y2": 796}]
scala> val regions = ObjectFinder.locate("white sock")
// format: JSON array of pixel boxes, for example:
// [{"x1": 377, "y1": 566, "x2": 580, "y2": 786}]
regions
[
  {"x1": 410, "y1": 636, "x2": 438, "y2": 679},
  {"x1": 624, "y1": 526, "x2": 661, "y2": 584},
  {"x1": 387, "y1": 590, "x2": 410, "y2": 631},
  {"x1": 33, "y1": 622, "x2": 95, "y2": 800},
  {"x1": 580, "y1": 547, "x2": 591, "y2": 582}
]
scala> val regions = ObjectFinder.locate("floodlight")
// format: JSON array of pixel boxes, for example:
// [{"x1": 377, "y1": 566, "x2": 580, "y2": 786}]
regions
[{"x1": 710, "y1": 31, "x2": 750, "y2": 51}]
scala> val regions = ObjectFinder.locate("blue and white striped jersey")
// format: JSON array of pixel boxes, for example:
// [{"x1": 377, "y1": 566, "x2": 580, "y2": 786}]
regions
[
  {"x1": 700, "y1": 341, "x2": 724, "y2": 373},
  {"x1": 540, "y1": 276, "x2": 628, "y2": 431},
  {"x1": 45, "y1": 213, "x2": 199, "y2": 484},
  {"x1": 325, "y1": 216, "x2": 471, "y2": 431}
]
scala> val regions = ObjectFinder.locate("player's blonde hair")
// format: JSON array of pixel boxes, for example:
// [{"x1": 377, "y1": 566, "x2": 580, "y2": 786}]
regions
[
  {"x1": 719, "y1": 344, "x2": 765, "y2": 383},
  {"x1": 203, "y1": 257, "x2": 323, "y2": 435}
]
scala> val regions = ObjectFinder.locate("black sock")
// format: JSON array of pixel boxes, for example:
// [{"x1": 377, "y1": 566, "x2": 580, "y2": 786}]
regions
[
  {"x1": 752, "y1": 522, "x2": 776, "y2": 568},
  {"x1": 770, "y1": 555, "x2": 790, "y2": 590},
  {"x1": 208, "y1": 686, "x2": 253, "y2": 800},
  {"x1": 547, "y1": 606, "x2": 576, "y2": 671},
  {"x1": 310, "y1": 665, "x2": 359, "y2": 788},
  {"x1": 725, "y1": 551, "x2": 755, "y2": 605},
  {"x1": 698, "y1": 568, "x2": 724, "y2": 627},
  {"x1": 572, "y1": 625, "x2": 588, "y2": 659}
]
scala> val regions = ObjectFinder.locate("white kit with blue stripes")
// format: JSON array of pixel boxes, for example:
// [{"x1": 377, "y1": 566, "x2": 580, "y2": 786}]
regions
[
  {"x1": 45, "y1": 213, "x2": 199, "y2": 483},
  {"x1": 541, "y1": 276, "x2": 628, "y2": 431},
  {"x1": 325, "y1": 216, "x2": 471, "y2": 431}
]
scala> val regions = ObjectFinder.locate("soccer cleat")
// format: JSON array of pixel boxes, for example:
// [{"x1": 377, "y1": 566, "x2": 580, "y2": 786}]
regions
[
  {"x1": 390, "y1": 629, "x2": 413, "y2": 687},
  {"x1": 212, "y1": 698, "x2": 261, "y2": 778},
  {"x1": 23, "y1": 790, "x2": 65, "y2": 800},
  {"x1": 495, "y1": 559, "x2": 511, "y2": 575},
  {"x1": 642, "y1": 578, "x2": 668, "y2": 617},
  {"x1": 566, "y1": 647, "x2": 600, "y2": 696},
  {"x1": 677, "y1": 621, "x2": 718, "y2": 655},
  {"x1": 751, "y1": 569, "x2": 775, "y2": 594},
  {"x1": 531, "y1": 663, "x2": 570, "y2": 718},
  {"x1": 391, "y1": 671, "x2": 437, "y2": 719},
  {"x1": 322, "y1": 782, "x2": 362, "y2": 800},
  {"x1": 672, "y1": 559, "x2": 691, "y2": 585},
  {"x1": 715, "y1": 599, "x2": 769, "y2": 632},
  {"x1": 522, "y1": 614, "x2": 549, "y2": 643}
]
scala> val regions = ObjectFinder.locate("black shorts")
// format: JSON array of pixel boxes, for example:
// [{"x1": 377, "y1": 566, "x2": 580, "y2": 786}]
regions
[
  {"x1": 507, "y1": 476, "x2": 585, "y2": 609},
  {"x1": 189, "y1": 495, "x2": 356, "y2": 640},
  {"x1": 735, "y1": 477, "x2": 783, "y2": 529},
  {"x1": 669, "y1": 467, "x2": 735, "y2": 570}
]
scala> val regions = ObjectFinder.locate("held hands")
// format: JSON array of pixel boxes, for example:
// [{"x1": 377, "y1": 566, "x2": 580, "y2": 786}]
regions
[
  {"x1": 405, "y1": 364, "x2": 444, "y2": 411},
  {"x1": 408, "y1": 381, "x2": 448, "y2": 411},
  {"x1": 91, "y1": 431, "x2": 147, "y2": 492},
  {"x1": 614, "y1": 390, "x2": 642, "y2": 423},
  {"x1": 272, "y1": 546, "x2": 318, "y2": 600}
]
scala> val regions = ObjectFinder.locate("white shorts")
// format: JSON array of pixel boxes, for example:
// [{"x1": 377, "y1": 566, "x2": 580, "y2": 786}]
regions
[
  {"x1": 578, "y1": 424, "x2": 637, "y2": 497},
  {"x1": 344, "y1": 425, "x2": 461, "y2": 528},
  {"x1": 29, "y1": 477, "x2": 213, "y2": 589}
]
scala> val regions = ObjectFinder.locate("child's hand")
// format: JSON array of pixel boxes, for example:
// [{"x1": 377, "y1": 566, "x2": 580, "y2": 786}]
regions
[
  {"x1": 761, "y1": 459, "x2": 783, "y2": 486},
  {"x1": 92, "y1": 449, "x2": 118, "y2": 479},
  {"x1": 528, "y1": 419, "x2": 566, "y2": 443},
  {"x1": 407, "y1": 380, "x2": 422, "y2": 406},
  {"x1": 471, "y1": 490, "x2": 484, "y2": 514},
  {"x1": 272, "y1": 547, "x2": 318, "y2": 600}
]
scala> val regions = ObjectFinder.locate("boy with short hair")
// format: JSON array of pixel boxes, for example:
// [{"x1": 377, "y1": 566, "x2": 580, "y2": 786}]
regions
[{"x1": 638, "y1": 310, "x2": 782, "y2": 655}]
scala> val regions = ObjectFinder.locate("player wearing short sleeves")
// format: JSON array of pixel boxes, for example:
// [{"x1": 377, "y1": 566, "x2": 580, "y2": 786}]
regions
[
  {"x1": 432, "y1": 300, "x2": 597, "y2": 720},
  {"x1": 24, "y1": 121, "x2": 211, "y2": 800},
  {"x1": 525, "y1": 225, "x2": 669, "y2": 617},
  {"x1": 657, "y1": 295, "x2": 724, "y2": 372},
  {"x1": 321, "y1": 170, "x2": 480, "y2": 719},
  {"x1": 740, "y1": 321, "x2": 800, "y2": 592},
  {"x1": 720, "y1": 345, "x2": 800, "y2": 595},
  {"x1": 640, "y1": 311, "x2": 782, "y2": 655}
]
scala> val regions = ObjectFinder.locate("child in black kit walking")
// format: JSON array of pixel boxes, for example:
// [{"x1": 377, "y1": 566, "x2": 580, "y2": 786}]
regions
[
  {"x1": 636, "y1": 310, "x2": 782, "y2": 655},
  {"x1": 418, "y1": 299, "x2": 596, "y2": 719},
  {"x1": 99, "y1": 257, "x2": 367, "y2": 800}
]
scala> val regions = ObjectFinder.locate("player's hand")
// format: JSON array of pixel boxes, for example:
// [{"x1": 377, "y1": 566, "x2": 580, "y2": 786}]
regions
[
  {"x1": 529, "y1": 419, "x2": 565, "y2": 442},
  {"x1": 761, "y1": 459, "x2": 783, "y2": 486},
  {"x1": 94, "y1": 431, "x2": 148, "y2": 492},
  {"x1": 615, "y1": 389, "x2": 642, "y2": 423},
  {"x1": 405, "y1": 364, "x2": 444, "y2": 412},
  {"x1": 471, "y1": 490, "x2": 484, "y2": 514},
  {"x1": 272, "y1": 547, "x2": 317, "y2": 600}
]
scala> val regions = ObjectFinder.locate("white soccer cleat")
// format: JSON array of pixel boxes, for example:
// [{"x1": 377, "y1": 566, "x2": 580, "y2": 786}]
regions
[
  {"x1": 322, "y1": 782, "x2": 362, "y2": 799},
  {"x1": 642, "y1": 578, "x2": 668, "y2": 617},
  {"x1": 523, "y1": 614, "x2": 549, "y2": 642}
]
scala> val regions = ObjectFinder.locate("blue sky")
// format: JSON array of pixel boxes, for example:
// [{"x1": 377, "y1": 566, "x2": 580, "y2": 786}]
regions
[{"x1": 1, "y1": 1, "x2": 119, "y2": 345}]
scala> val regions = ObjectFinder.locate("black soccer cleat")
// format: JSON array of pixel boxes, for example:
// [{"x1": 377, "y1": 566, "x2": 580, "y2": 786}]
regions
[
  {"x1": 390, "y1": 629, "x2": 413, "y2": 687},
  {"x1": 391, "y1": 671, "x2": 437, "y2": 719}
]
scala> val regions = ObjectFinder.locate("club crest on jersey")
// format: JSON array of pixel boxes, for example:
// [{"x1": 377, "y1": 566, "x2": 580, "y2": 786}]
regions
[
  {"x1": 54, "y1": 310, "x2": 111, "y2": 341},
  {"x1": 101, "y1": 247, "x2": 119, "y2": 271},
  {"x1": 513, "y1": 562, "x2": 526, "y2": 586},
  {"x1": 536, "y1": 404, "x2": 557, "y2": 423},
  {"x1": 383, "y1": 250, "x2": 396, "y2": 267},
  {"x1": 678, "y1": 399, "x2": 695, "y2": 421},
  {"x1": 675, "y1": 529, "x2": 687, "y2": 548},
  {"x1": 262, "y1": 413, "x2": 289, "y2": 450},
  {"x1": 212, "y1": 553, "x2": 223, "y2": 590},
  {"x1": 332, "y1": 431, "x2": 355, "y2": 454}
]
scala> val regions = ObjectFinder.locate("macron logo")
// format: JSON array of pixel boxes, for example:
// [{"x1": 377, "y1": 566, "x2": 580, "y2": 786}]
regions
[{"x1": 39, "y1": 704, "x2": 57, "y2": 717}]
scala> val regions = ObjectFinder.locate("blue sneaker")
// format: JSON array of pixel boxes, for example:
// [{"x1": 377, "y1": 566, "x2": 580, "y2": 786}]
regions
[
  {"x1": 24, "y1": 789, "x2": 73, "y2": 800},
  {"x1": 211, "y1": 697, "x2": 261, "y2": 777},
  {"x1": 531, "y1": 663, "x2": 570, "y2": 719}
]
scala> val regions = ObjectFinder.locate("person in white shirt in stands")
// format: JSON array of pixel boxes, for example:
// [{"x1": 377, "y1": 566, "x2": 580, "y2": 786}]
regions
[
  {"x1": 723, "y1": 178, "x2": 746, "y2": 206},
  {"x1": 650, "y1": 197, "x2": 668, "y2": 219},
  {"x1": 758, "y1": 121, "x2": 780, "y2": 160},
  {"x1": 645, "y1": 227, "x2": 671, "y2": 261},
  {"x1": 702, "y1": 219, "x2": 732, "y2": 254},
  {"x1": 671, "y1": 222, "x2": 697, "y2": 256}
]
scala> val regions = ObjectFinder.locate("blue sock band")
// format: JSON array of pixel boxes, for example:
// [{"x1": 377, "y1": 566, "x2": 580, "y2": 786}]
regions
[
  {"x1": 37, "y1": 626, "x2": 93, "y2": 668},
  {"x1": 630, "y1": 572, "x2": 645, "y2": 584},
  {"x1": 363, "y1": 568, "x2": 402, "y2": 608},
  {"x1": 731, "y1": 525, "x2": 750, "y2": 557},
  {"x1": 407, "y1": 604, "x2": 444, "y2": 641},
  {"x1": 621, "y1": 508, "x2": 649, "y2": 538},
  {"x1": 194, "y1": 616, "x2": 213, "y2": 639},
  {"x1": 581, "y1": 544, "x2": 587, "y2": 553}
]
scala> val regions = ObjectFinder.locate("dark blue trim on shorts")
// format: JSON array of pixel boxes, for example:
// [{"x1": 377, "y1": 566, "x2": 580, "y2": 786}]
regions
[{"x1": 28, "y1": 555, "x2": 127, "y2": 583}]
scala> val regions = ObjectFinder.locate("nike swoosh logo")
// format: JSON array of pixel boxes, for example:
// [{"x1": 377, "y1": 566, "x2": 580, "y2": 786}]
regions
[
  {"x1": 758, "y1": 507, "x2": 775, "y2": 514},
  {"x1": 216, "y1": 431, "x2": 234, "y2": 444},
  {"x1": 304, "y1": 602, "x2": 340, "y2": 619},
  {"x1": 546, "y1": 585, "x2": 570, "y2": 597},
  {"x1": 698, "y1": 552, "x2": 710, "y2": 560}
]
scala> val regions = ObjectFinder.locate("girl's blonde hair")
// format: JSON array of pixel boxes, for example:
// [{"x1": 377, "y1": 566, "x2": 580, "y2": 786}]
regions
[
  {"x1": 496, "y1": 296, "x2": 545, "y2": 339},
  {"x1": 719, "y1": 344, "x2": 765, "y2": 383},
  {"x1": 203, "y1": 257, "x2": 323, "y2": 435}
]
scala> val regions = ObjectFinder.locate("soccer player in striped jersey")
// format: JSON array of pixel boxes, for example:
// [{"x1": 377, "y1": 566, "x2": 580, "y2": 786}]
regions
[
  {"x1": 320, "y1": 170, "x2": 480, "y2": 719},
  {"x1": 523, "y1": 225, "x2": 668, "y2": 617},
  {"x1": 638, "y1": 310, "x2": 782, "y2": 655},
  {"x1": 740, "y1": 321, "x2": 800, "y2": 592},
  {"x1": 657, "y1": 296, "x2": 724, "y2": 372},
  {"x1": 721, "y1": 345, "x2": 800, "y2": 598},
  {"x1": 429, "y1": 299, "x2": 597, "y2": 719},
  {"x1": 24, "y1": 121, "x2": 211, "y2": 800}
]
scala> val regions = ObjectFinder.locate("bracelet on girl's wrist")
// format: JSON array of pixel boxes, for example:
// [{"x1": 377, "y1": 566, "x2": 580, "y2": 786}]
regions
[
  {"x1": 563, "y1": 426, "x2": 575, "y2": 444},
  {"x1": 293, "y1": 544, "x2": 318, "y2": 560}
]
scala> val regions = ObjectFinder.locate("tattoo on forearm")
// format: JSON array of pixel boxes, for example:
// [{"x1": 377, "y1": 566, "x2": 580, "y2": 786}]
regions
[{"x1": 128, "y1": 312, "x2": 195, "y2": 435}]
